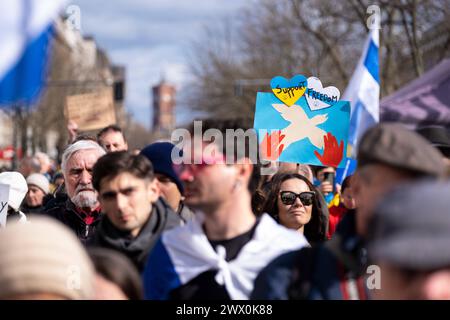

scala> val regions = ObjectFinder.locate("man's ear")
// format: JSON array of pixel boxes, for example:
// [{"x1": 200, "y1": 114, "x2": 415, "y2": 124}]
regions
[
  {"x1": 235, "y1": 157, "x2": 253, "y2": 183},
  {"x1": 147, "y1": 178, "x2": 160, "y2": 203}
]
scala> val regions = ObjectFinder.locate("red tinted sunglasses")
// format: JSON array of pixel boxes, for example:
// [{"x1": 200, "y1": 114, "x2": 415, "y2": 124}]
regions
[{"x1": 173, "y1": 154, "x2": 226, "y2": 176}]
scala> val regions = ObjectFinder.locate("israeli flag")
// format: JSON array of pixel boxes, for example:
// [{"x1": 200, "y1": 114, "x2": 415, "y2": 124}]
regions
[
  {"x1": 336, "y1": 28, "x2": 379, "y2": 182},
  {"x1": 0, "y1": 0, "x2": 66, "y2": 108},
  {"x1": 342, "y1": 28, "x2": 380, "y2": 156}
]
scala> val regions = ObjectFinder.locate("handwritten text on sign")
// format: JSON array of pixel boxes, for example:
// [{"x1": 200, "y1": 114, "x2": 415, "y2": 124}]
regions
[
  {"x1": 305, "y1": 76, "x2": 340, "y2": 111},
  {"x1": 65, "y1": 88, "x2": 116, "y2": 131},
  {"x1": 270, "y1": 75, "x2": 308, "y2": 106},
  {"x1": 0, "y1": 184, "x2": 10, "y2": 228}
]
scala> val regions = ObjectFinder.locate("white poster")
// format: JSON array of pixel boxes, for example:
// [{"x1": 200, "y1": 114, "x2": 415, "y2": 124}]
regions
[{"x1": 0, "y1": 183, "x2": 10, "y2": 228}]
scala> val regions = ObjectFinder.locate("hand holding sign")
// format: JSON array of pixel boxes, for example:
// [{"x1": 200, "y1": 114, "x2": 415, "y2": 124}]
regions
[
  {"x1": 314, "y1": 132, "x2": 344, "y2": 168},
  {"x1": 67, "y1": 120, "x2": 78, "y2": 144},
  {"x1": 271, "y1": 75, "x2": 307, "y2": 106}
]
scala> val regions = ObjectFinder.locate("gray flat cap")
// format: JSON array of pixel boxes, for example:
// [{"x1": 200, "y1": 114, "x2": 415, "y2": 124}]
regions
[{"x1": 358, "y1": 124, "x2": 445, "y2": 177}]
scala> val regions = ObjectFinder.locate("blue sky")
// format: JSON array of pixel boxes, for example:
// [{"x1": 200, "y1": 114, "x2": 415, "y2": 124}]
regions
[{"x1": 69, "y1": 0, "x2": 246, "y2": 129}]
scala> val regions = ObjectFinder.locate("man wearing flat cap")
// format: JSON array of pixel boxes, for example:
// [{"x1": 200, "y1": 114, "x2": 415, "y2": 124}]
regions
[
  {"x1": 368, "y1": 181, "x2": 450, "y2": 300},
  {"x1": 353, "y1": 123, "x2": 445, "y2": 236},
  {"x1": 416, "y1": 125, "x2": 450, "y2": 176}
]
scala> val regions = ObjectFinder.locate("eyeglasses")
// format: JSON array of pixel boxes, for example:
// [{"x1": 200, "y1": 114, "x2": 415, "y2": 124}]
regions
[{"x1": 279, "y1": 191, "x2": 315, "y2": 206}]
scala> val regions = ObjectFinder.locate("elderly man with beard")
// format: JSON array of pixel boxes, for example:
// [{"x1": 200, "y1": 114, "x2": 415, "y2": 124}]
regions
[{"x1": 45, "y1": 140, "x2": 106, "y2": 244}]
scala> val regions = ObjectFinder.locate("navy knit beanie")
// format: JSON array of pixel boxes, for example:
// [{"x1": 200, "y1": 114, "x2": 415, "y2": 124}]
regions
[{"x1": 140, "y1": 142, "x2": 184, "y2": 194}]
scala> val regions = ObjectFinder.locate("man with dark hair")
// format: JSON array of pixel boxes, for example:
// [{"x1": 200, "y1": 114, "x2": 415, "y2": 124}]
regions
[
  {"x1": 90, "y1": 151, "x2": 182, "y2": 271},
  {"x1": 143, "y1": 118, "x2": 307, "y2": 300},
  {"x1": 97, "y1": 125, "x2": 128, "y2": 152}
]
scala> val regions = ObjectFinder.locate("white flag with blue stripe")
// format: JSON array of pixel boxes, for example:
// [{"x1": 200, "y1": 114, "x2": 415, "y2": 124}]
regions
[
  {"x1": 335, "y1": 28, "x2": 379, "y2": 182},
  {"x1": 143, "y1": 213, "x2": 308, "y2": 300},
  {"x1": 0, "y1": 0, "x2": 66, "y2": 108},
  {"x1": 342, "y1": 28, "x2": 380, "y2": 156}
]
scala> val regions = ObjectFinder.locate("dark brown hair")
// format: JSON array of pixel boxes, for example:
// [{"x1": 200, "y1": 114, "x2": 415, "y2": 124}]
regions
[
  {"x1": 97, "y1": 124, "x2": 126, "y2": 141},
  {"x1": 341, "y1": 175, "x2": 353, "y2": 193},
  {"x1": 92, "y1": 151, "x2": 154, "y2": 191},
  {"x1": 88, "y1": 247, "x2": 143, "y2": 300},
  {"x1": 187, "y1": 118, "x2": 260, "y2": 192},
  {"x1": 262, "y1": 172, "x2": 328, "y2": 243},
  {"x1": 187, "y1": 118, "x2": 257, "y2": 163}
]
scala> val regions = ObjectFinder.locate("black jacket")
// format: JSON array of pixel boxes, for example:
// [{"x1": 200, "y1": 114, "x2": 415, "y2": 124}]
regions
[
  {"x1": 44, "y1": 198, "x2": 103, "y2": 245},
  {"x1": 251, "y1": 210, "x2": 368, "y2": 300},
  {"x1": 21, "y1": 204, "x2": 46, "y2": 215},
  {"x1": 89, "y1": 198, "x2": 182, "y2": 272},
  {"x1": 21, "y1": 194, "x2": 53, "y2": 215}
]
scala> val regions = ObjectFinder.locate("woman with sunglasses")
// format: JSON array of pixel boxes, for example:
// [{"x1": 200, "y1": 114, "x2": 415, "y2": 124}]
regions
[{"x1": 262, "y1": 172, "x2": 328, "y2": 244}]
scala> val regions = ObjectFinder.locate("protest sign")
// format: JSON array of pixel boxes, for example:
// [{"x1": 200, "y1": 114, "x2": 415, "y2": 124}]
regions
[
  {"x1": 254, "y1": 90, "x2": 350, "y2": 168},
  {"x1": 0, "y1": 183, "x2": 10, "y2": 228},
  {"x1": 65, "y1": 88, "x2": 116, "y2": 131}
]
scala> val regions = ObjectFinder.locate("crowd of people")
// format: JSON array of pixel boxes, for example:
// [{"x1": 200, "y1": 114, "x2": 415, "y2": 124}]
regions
[{"x1": 0, "y1": 120, "x2": 449, "y2": 300}]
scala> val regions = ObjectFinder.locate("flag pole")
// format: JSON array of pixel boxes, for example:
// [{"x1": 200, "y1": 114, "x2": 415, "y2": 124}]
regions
[{"x1": 11, "y1": 104, "x2": 20, "y2": 170}]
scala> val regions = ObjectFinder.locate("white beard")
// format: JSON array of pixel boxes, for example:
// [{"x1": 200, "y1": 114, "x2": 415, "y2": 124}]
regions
[{"x1": 71, "y1": 190, "x2": 98, "y2": 209}]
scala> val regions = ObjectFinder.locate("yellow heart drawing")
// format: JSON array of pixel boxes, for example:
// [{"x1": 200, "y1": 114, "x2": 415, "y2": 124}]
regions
[{"x1": 270, "y1": 75, "x2": 307, "y2": 107}]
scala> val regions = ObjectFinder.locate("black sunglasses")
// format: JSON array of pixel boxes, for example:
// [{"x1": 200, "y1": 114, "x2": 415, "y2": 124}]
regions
[{"x1": 280, "y1": 191, "x2": 315, "y2": 206}]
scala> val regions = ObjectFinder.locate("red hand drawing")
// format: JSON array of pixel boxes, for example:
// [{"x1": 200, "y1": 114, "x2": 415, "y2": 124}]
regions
[
  {"x1": 260, "y1": 130, "x2": 285, "y2": 161},
  {"x1": 314, "y1": 132, "x2": 344, "y2": 167}
]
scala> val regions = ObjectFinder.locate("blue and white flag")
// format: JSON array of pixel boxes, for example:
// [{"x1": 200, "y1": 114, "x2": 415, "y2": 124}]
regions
[
  {"x1": 337, "y1": 28, "x2": 379, "y2": 183},
  {"x1": 0, "y1": 0, "x2": 66, "y2": 108},
  {"x1": 143, "y1": 213, "x2": 308, "y2": 300},
  {"x1": 342, "y1": 28, "x2": 380, "y2": 156}
]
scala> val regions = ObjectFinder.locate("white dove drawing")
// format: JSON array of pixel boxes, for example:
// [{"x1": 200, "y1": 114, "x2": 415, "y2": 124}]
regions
[{"x1": 272, "y1": 103, "x2": 328, "y2": 151}]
